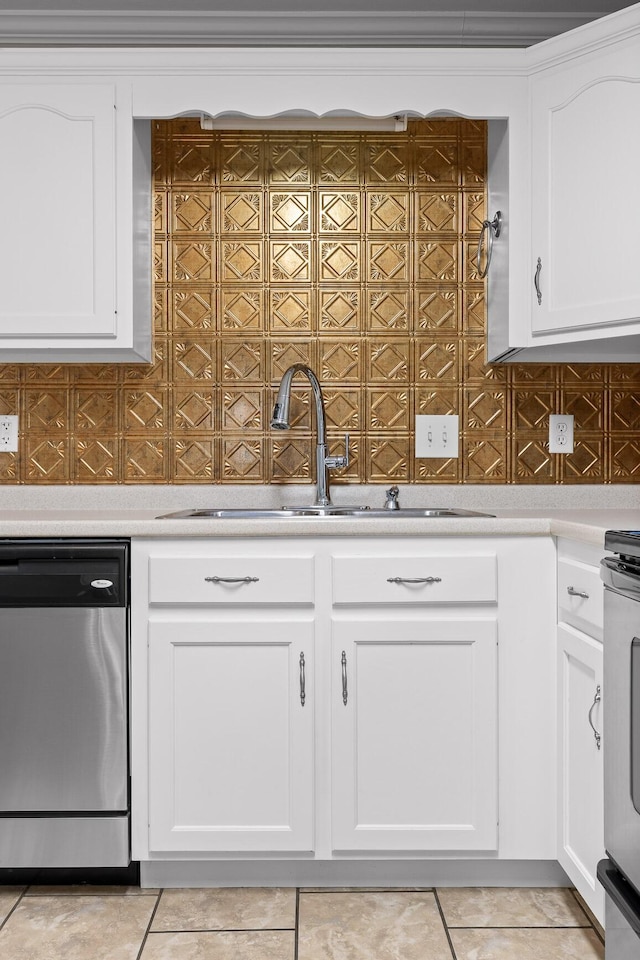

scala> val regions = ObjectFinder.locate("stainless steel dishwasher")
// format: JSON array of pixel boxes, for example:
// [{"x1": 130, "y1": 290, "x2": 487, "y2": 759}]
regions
[{"x1": 0, "y1": 539, "x2": 130, "y2": 868}]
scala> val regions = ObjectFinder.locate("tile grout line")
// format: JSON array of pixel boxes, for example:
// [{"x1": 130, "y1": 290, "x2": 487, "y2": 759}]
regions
[
  {"x1": 432, "y1": 889, "x2": 459, "y2": 960},
  {"x1": 0, "y1": 886, "x2": 29, "y2": 935},
  {"x1": 294, "y1": 886, "x2": 301, "y2": 960},
  {"x1": 146, "y1": 926, "x2": 297, "y2": 934},
  {"x1": 446, "y1": 923, "x2": 595, "y2": 930},
  {"x1": 134, "y1": 887, "x2": 163, "y2": 960}
]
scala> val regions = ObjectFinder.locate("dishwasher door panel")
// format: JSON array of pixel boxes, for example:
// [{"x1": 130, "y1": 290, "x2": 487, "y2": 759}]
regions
[{"x1": 0, "y1": 607, "x2": 128, "y2": 813}]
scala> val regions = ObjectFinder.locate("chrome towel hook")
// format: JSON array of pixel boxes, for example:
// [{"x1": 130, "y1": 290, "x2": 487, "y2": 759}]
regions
[{"x1": 476, "y1": 211, "x2": 503, "y2": 279}]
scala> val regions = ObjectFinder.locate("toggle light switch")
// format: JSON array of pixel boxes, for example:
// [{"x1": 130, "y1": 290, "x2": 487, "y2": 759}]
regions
[{"x1": 415, "y1": 415, "x2": 459, "y2": 458}]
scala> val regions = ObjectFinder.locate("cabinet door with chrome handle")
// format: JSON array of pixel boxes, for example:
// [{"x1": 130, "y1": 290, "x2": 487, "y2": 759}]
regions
[
  {"x1": 557, "y1": 622, "x2": 604, "y2": 921},
  {"x1": 148, "y1": 617, "x2": 315, "y2": 853}
]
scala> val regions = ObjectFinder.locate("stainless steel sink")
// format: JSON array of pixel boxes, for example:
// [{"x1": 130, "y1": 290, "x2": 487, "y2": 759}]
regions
[{"x1": 158, "y1": 506, "x2": 494, "y2": 519}]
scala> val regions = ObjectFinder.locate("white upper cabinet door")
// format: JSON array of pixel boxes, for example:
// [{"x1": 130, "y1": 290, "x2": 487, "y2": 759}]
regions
[
  {"x1": 331, "y1": 616, "x2": 498, "y2": 852},
  {"x1": 530, "y1": 19, "x2": 640, "y2": 340},
  {"x1": 0, "y1": 84, "x2": 117, "y2": 341}
]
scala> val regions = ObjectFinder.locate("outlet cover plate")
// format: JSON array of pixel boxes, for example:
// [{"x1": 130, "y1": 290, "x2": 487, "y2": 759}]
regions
[
  {"x1": 0, "y1": 415, "x2": 18, "y2": 453},
  {"x1": 415, "y1": 415, "x2": 459, "y2": 458},
  {"x1": 549, "y1": 414, "x2": 574, "y2": 454}
]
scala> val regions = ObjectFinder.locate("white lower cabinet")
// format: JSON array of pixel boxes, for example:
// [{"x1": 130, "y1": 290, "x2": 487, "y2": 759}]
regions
[
  {"x1": 148, "y1": 617, "x2": 314, "y2": 853},
  {"x1": 331, "y1": 617, "x2": 497, "y2": 851},
  {"x1": 132, "y1": 535, "x2": 556, "y2": 874},
  {"x1": 557, "y1": 624, "x2": 604, "y2": 923},
  {"x1": 556, "y1": 538, "x2": 606, "y2": 926}
]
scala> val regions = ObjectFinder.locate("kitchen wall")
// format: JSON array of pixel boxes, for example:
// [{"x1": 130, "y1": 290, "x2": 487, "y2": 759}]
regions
[{"x1": 0, "y1": 116, "x2": 639, "y2": 485}]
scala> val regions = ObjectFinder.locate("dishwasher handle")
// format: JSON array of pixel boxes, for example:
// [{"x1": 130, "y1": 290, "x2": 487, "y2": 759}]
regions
[{"x1": 0, "y1": 548, "x2": 128, "y2": 607}]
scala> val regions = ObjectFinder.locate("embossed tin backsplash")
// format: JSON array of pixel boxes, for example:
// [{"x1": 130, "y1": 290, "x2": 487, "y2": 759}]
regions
[{"x1": 0, "y1": 116, "x2": 638, "y2": 485}]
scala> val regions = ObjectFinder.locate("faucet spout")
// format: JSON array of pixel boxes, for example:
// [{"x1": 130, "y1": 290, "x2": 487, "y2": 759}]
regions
[{"x1": 271, "y1": 364, "x2": 347, "y2": 507}]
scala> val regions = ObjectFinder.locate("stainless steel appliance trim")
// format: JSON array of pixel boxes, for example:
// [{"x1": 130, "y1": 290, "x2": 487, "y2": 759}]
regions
[
  {"x1": 599, "y1": 859, "x2": 640, "y2": 939},
  {"x1": 0, "y1": 816, "x2": 129, "y2": 869},
  {"x1": 603, "y1": 584, "x2": 640, "y2": 891}
]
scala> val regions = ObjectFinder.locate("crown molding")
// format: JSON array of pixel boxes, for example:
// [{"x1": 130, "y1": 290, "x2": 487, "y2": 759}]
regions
[{"x1": 0, "y1": 10, "x2": 603, "y2": 47}]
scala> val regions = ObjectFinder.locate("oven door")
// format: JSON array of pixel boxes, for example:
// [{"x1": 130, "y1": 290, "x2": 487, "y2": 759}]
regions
[{"x1": 602, "y1": 558, "x2": 640, "y2": 890}]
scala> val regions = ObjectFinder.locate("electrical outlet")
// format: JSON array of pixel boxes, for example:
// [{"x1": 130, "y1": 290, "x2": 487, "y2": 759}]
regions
[
  {"x1": 415, "y1": 415, "x2": 459, "y2": 458},
  {"x1": 549, "y1": 414, "x2": 574, "y2": 454},
  {"x1": 0, "y1": 415, "x2": 18, "y2": 453}
]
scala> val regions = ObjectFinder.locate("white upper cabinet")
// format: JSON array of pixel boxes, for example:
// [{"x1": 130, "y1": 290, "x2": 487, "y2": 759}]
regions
[
  {"x1": 0, "y1": 80, "x2": 151, "y2": 362},
  {"x1": 0, "y1": 85, "x2": 116, "y2": 339},
  {"x1": 524, "y1": 6, "x2": 640, "y2": 360},
  {"x1": 3, "y1": 7, "x2": 638, "y2": 364}
]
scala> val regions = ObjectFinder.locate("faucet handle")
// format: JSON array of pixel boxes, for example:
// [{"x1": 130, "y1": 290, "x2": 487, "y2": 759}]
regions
[
  {"x1": 384, "y1": 484, "x2": 400, "y2": 510},
  {"x1": 325, "y1": 433, "x2": 350, "y2": 471}
]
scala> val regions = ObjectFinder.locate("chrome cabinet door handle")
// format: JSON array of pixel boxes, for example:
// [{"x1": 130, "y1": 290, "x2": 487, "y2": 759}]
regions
[
  {"x1": 299, "y1": 652, "x2": 306, "y2": 707},
  {"x1": 387, "y1": 576, "x2": 442, "y2": 584},
  {"x1": 567, "y1": 585, "x2": 589, "y2": 599},
  {"x1": 534, "y1": 257, "x2": 543, "y2": 305},
  {"x1": 476, "y1": 211, "x2": 502, "y2": 279},
  {"x1": 204, "y1": 576, "x2": 260, "y2": 584},
  {"x1": 588, "y1": 684, "x2": 602, "y2": 750},
  {"x1": 341, "y1": 650, "x2": 348, "y2": 706}
]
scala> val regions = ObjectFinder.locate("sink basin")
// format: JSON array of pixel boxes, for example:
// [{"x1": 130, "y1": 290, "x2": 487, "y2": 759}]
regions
[{"x1": 158, "y1": 506, "x2": 494, "y2": 519}]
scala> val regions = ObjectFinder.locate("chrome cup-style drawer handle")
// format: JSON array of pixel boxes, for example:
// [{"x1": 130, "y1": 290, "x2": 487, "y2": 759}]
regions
[
  {"x1": 204, "y1": 576, "x2": 260, "y2": 584},
  {"x1": 387, "y1": 576, "x2": 442, "y2": 584},
  {"x1": 567, "y1": 585, "x2": 589, "y2": 599},
  {"x1": 588, "y1": 684, "x2": 602, "y2": 750}
]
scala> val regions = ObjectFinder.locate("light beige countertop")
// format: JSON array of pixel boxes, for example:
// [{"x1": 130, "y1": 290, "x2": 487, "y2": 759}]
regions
[
  {"x1": 0, "y1": 506, "x2": 637, "y2": 547},
  {"x1": 0, "y1": 483, "x2": 636, "y2": 545}
]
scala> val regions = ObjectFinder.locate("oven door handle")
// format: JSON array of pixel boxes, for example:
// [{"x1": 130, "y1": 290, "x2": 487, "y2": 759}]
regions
[{"x1": 601, "y1": 556, "x2": 640, "y2": 600}]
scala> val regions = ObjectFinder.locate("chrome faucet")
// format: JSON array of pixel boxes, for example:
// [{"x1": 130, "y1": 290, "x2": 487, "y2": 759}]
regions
[{"x1": 271, "y1": 364, "x2": 349, "y2": 507}]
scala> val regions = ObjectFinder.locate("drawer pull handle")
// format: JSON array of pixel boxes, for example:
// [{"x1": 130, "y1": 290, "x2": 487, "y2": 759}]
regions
[
  {"x1": 588, "y1": 684, "x2": 602, "y2": 750},
  {"x1": 341, "y1": 650, "x2": 348, "y2": 706},
  {"x1": 204, "y1": 576, "x2": 260, "y2": 584},
  {"x1": 299, "y1": 652, "x2": 306, "y2": 707},
  {"x1": 387, "y1": 576, "x2": 442, "y2": 585},
  {"x1": 567, "y1": 585, "x2": 589, "y2": 599}
]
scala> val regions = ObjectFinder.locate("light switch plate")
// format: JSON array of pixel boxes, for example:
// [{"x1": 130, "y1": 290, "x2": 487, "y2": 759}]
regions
[{"x1": 415, "y1": 415, "x2": 459, "y2": 458}]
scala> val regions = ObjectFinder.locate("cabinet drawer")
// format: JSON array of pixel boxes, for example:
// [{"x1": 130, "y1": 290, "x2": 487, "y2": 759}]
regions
[
  {"x1": 149, "y1": 555, "x2": 314, "y2": 605},
  {"x1": 557, "y1": 558, "x2": 603, "y2": 640},
  {"x1": 332, "y1": 555, "x2": 496, "y2": 604}
]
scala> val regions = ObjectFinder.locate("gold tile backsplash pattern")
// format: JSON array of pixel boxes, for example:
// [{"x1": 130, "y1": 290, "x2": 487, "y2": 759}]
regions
[{"x1": 1, "y1": 117, "x2": 639, "y2": 484}]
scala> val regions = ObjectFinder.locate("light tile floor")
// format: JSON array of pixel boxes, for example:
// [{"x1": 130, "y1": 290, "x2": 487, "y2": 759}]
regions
[{"x1": 0, "y1": 884, "x2": 605, "y2": 960}]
